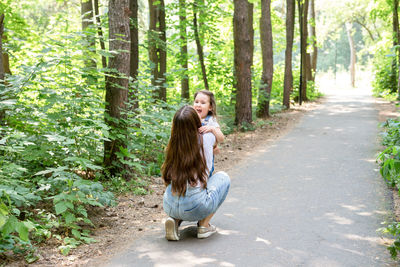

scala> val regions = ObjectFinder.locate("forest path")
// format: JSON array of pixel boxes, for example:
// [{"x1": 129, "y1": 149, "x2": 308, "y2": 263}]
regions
[{"x1": 104, "y1": 86, "x2": 397, "y2": 266}]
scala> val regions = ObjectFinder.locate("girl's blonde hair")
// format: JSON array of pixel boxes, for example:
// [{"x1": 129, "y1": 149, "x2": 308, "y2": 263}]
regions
[
  {"x1": 194, "y1": 90, "x2": 217, "y2": 117},
  {"x1": 161, "y1": 105, "x2": 208, "y2": 196}
]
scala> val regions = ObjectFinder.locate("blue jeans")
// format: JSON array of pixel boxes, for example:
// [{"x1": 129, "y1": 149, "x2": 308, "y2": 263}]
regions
[{"x1": 163, "y1": 171, "x2": 230, "y2": 221}]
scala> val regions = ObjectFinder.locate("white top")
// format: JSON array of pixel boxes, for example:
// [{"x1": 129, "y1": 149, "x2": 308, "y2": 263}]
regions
[
  {"x1": 191, "y1": 132, "x2": 215, "y2": 188},
  {"x1": 202, "y1": 116, "x2": 220, "y2": 128},
  {"x1": 202, "y1": 132, "x2": 215, "y2": 176}
]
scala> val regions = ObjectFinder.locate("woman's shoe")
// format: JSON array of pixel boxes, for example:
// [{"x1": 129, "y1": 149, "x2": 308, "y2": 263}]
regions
[
  {"x1": 197, "y1": 224, "x2": 217, "y2": 239},
  {"x1": 165, "y1": 217, "x2": 179, "y2": 241}
]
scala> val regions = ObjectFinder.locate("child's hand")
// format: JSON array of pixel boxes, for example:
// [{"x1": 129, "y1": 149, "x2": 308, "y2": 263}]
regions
[
  {"x1": 199, "y1": 126, "x2": 215, "y2": 134},
  {"x1": 213, "y1": 146, "x2": 220, "y2": 155}
]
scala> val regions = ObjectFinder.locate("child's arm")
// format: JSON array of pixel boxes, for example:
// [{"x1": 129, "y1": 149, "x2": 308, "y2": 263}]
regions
[{"x1": 199, "y1": 126, "x2": 224, "y2": 143}]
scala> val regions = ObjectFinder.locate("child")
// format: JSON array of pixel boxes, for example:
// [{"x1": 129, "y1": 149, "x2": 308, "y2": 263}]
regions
[{"x1": 193, "y1": 90, "x2": 224, "y2": 176}]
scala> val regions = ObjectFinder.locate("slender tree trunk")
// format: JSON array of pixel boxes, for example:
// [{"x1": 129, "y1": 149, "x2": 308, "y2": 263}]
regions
[
  {"x1": 345, "y1": 22, "x2": 356, "y2": 88},
  {"x1": 129, "y1": 0, "x2": 139, "y2": 109},
  {"x1": 0, "y1": 14, "x2": 5, "y2": 125},
  {"x1": 193, "y1": 3, "x2": 209, "y2": 91},
  {"x1": 257, "y1": 0, "x2": 273, "y2": 118},
  {"x1": 81, "y1": 0, "x2": 97, "y2": 69},
  {"x1": 148, "y1": 0, "x2": 166, "y2": 101},
  {"x1": 104, "y1": 0, "x2": 130, "y2": 178},
  {"x1": 309, "y1": 0, "x2": 317, "y2": 82},
  {"x1": 298, "y1": 0, "x2": 309, "y2": 101},
  {"x1": 179, "y1": 0, "x2": 189, "y2": 99},
  {"x1": 394, "y1": 0, "x2": 400, "y2": 96},
  {"x1": 283, "y1": 0, "x2": 295, "y2": 109},
  {"x1": 159, "y1": 0, "x2": 166, "y2": 101},
  {"x1": 94, "y1": 0, "x2": 107, "y2": 69},
  {"x1": 234, "y1": 0, "x2": 253, "y2": 126}
]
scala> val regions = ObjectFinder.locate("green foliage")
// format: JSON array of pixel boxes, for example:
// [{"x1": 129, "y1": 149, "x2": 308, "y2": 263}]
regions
[
  {"x1": 372, "y1": 49, "x2": 398, "y2": 98},
  {"x1": 377, "y1": 118, "x2": 400, "y2": 258}
]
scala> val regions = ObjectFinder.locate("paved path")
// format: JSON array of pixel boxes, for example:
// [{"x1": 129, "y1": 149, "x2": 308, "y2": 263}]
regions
[{"x1": 105, "y1": 88, "x2": 397, "y2": 266}]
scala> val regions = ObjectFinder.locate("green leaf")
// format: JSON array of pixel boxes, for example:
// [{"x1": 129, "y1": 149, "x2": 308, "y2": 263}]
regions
[
  {"x1": 2, "y1": 215, "x2": 18, "y2": 236},
  {"x1": 54, "y1": 202, "x2": 68, "y2": 215},
  {"x1": 71, "y1": 229, "x2": 81, "y2": 239},
  {"x1": 16, "y1": 222, "x2": 29, "y2": 241},
  {"x1": 0, "y1": 214, "x2": 7, "y2": 228},
  {"x1": 64, "y1": 212, "x2": 76, "y2": 225}
]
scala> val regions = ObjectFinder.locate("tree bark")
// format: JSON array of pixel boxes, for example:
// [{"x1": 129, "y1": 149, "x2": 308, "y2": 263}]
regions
[
  {"x1": 104, "y1": 0, "x2": 130, "y2": 177},
  {"x1": 94, "y1": 0, "x2": 107, "y2": 69},
  {"x1": 179, "y1": 0, "x2": 189, "y2": 99},
  {"x1": 298, "y1": 0, "x2": 310, "y2": 101},
  {"x1": 159, "y1": 0, "x2": 166, "y2": 101},
  {"x1": 234, "y1": 0, "x2": 253, "y2": 126},
  {"x1": 129, "y1": 0, "x2": 139, "y2": 109},
  {"x1": 81, "y1": 0, "x2": 97, "y2": 69},
  {"x1": 283, "y1": 0, "x2": 295, "y2": 109},
  {"x1": 257, "y1": 0, "x2": 273, "y2": 118},
  {"x1": 298, "y1": 0, "x2": 309, "y2": 102},
  {"x1": 193, "y1": 3, "x2": 209, "y2": 91},
  {"x1": 148, "y1": 0, "x2": 166, "y2": 101},
  {"x1": 394, "y1": 0, "x2": 400, "y2": 96},
  {"x1": 345, "y1": 22, "x2": 356, "y2": 87},
  {"x1": 309, "y1": 0, "x2": 317, "y2": 82},
  {"x1": 0, "y1": 14, "x2": 5, "y2": 125}
]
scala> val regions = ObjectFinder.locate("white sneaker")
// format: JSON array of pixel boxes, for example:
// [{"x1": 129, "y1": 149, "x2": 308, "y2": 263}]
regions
[
  {"x1": 197, "y1": 224, "x2": 217, "y2": 239},
  {"x1": 165, "y1": 217, "x2": 179, "y2": 241}
]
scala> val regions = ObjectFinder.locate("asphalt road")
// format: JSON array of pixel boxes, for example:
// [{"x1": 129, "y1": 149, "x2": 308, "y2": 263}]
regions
[{"x1": 105, "y1": 88, "x2": 398, "y2": 266}]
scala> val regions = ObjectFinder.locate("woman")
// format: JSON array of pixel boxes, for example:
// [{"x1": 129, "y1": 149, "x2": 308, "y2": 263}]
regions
[{"x1": 162, "y1": 105, "x2": 230, "y2": 241}]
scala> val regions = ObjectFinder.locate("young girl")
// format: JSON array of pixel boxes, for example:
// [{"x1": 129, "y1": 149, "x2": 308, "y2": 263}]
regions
[
  {"x1": 193, "y1": 90, "x2": 224, "y2": 144},
  {"x1": 193, "y1": 90, "x2": 224, "y2": 176},
  {"x1": 162, "y1": 105, "x2": 230, "y2": 241}
]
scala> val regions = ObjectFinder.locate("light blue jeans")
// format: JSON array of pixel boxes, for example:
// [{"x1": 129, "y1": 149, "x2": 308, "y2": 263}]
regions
[{"x1": 163, "y1": 171, "x2": 230, "y2": 221}]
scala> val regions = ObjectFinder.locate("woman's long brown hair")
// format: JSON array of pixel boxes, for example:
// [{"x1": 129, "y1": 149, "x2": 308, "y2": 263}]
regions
[{"x1": 161, "y1": 105, "x2": 208, "y2": 196}]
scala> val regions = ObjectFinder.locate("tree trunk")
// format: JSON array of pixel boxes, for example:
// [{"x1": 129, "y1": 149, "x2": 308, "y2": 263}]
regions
[
  {"x1": 179, "y1": 0, "x2": 189, "y2": 99},
  {"x1": 283, "y1": 0, "x2": 295, "y2": 109},
  {"x1": 394, "y1": 0, "x2": 400, "y2": 96},
  {"x1": 0, "y1": 14, "x2": 5, "y2": 125},
  {"x1": 148, "y1": 0, "x2": 166, "y2": 101},
  {"x1": 159, "y1": 0, "x2": 166, "y2": 101},
  {"x1": 345, "y1": 22, "x2": 356, "y2": 88},
  {"x1": 298, "y1": 0, "x2": 309, "y2": 102},
  {"x1": 94, "y1": 0, "x2": 107, "y2": 69},
  {"x1": 234, "y1": 0, "x2": 253, "y2": 126},
  {"x1": 81, "y1": 0, "x2": 97, "y2": 69},
  {"x1": 257, "y1": 0, "x2": 273, "y2": 118},
  {"x1": 104, "y1": 0, "x2": 130, "y2": 178},
  {"x1": 309, "y1": 0, "x2": 317, "y2": 82},
  {"x1": 129, "y1": 0, "x2": 139, "y2": 109},
  {"x1": 193, "y1": 3, "x2": 209, "y2": 91}
]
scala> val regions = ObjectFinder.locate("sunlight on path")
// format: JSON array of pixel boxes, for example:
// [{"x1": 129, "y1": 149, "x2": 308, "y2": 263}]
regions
[{"x1": 316, "y1": 71, "x2": 373, "y2": 96}]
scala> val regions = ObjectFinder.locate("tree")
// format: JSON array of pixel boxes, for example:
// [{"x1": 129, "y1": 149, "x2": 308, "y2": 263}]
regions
[
  {"x1": 257, "y1": 0, "x2": 273, "y2": 118},
  {"x1": 193, "y1": 1, "x2": 209, "y2": 91},
  {"x1": 179, "y1": 0, "x2": 189, "y2": 99},
  {"x1": 234, "y1": 0, "x2": 253, "y2": 126},
  {"x1": 345, "y1": 22, "x2": 356, "y2": 87},
  {"x1": 104, "y1": 0, "x2": 130, "y2": 177},
  {"x1": 148, "y1": 0, "x2": 167, "y2": 101},
  {"x1": 80, "y1": 0, "x2": 96, "y2": 70},
  {"x1": 129, "y1": 0, "x2": 139, "y2": 109},
  {"x1": 283, "y1": 0, "x2": 295, "y2": 109},
  {"x1": 94, "y1": 0, "x2": 107, "y2": 69},
  {"x1": 393, "y1": 0, "x2": 400, "y2": 96},
  {"x1": 0, "y1": 14, "x2": 4, "y2": 124},
  {"x1": 298, "y1": 0, "x2": 309, "y2": 102},
  {"x1": 309, "y1": 0, "x2": 317, "y2": 82}
]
